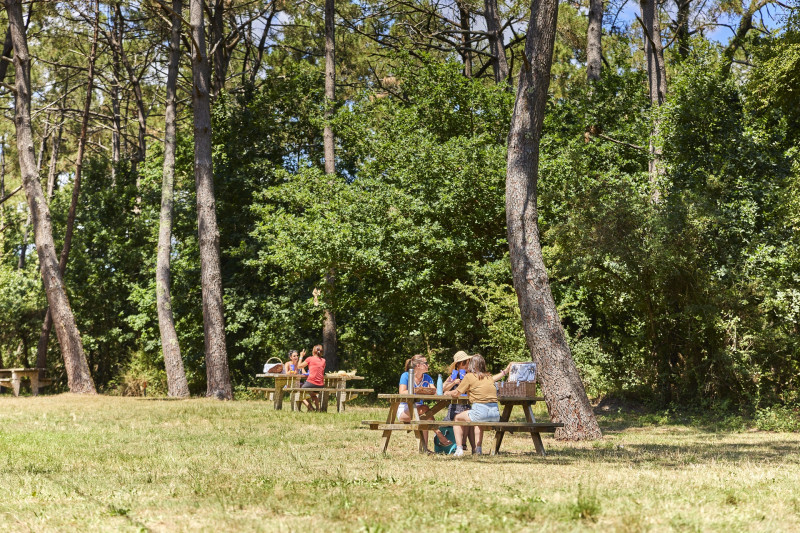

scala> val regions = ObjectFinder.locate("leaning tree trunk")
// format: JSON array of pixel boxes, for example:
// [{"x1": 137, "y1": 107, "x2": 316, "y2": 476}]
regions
[
  {"x1": 5, "y1": 0, "x2": 95, "y2": 393},
  {"x1": 190, "y1": 0, "x2": 232, "y2": 400},
  {"x1": 157, "y1": 0, "x2": 190, "y2": 398},
  {"x1": 321, "y1": 0, "x2": 339, "y2": 371},
  {"x1": 484, "y1": 0, "x2": 509, "y2": 84},
  {"x1": 505, "y1": 0, "x2": 601, "y2": 440},
  {"x1": 639, "y1": 0, "x2": 667, "y2": 202},
  {"x1": 587, "y1": 0, "x2": 603, "y2": 81},
  {"x1": 37, "y1": 1, "x2": 101, "y2": 381}
]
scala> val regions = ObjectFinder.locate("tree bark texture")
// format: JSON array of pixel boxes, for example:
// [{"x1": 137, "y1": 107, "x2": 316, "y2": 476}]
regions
[
  {"x1": 37, "y1": 1, "x2": 101, "y2": 380},
  {"x1": 639, "y1": 0, "x2": 667, "y2": 200},
  {"x1": 322, "y1": 0, "x2": 339, "y2": 370},
  {"x1": 0, "y1": 26, "x2": 13, "y2": 85},
  {"x1": 158, "y1": 0, "x2": 190, "y2": 398},
  {"x1": 675, "y1": 0, "x2": 691, "y2": 60},
  {"x1": 484, "y1": 0, "x2": 509, "y2": 84},
  {"x1": 505, "y1": 0, "x2": 601, "y2": 440},
  {"x1": 5, "y1": 0, "x2": 96, "y2": 394},
  {"x1": 458, "y1": 2, "x2": 472, "y2": 77},
  {"x1": 586, "y1": 0, "x2": 603, "y2": 81},
  {"x1": 323, "y1": 0, "x2": 336, "y2": 176},
  {"x1": 190, "y1": 0, "x2": 233, "y2": 400}
]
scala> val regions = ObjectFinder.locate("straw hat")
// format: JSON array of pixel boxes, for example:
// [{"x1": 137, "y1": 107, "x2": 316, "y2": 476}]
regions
[{"x1": 452, "y1": 351, "x2": 472, "y2": 364}]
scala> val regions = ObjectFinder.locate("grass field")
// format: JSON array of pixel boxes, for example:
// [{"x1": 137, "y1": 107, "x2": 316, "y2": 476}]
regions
[{"x1": 1, "y1": 395, "x2": 799, "y2": 532}]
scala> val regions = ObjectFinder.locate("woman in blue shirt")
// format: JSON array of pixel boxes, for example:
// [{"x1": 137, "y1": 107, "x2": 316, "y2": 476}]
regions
[{"x1": 397, "y1": 354, "x2": 451, "y2": 451}]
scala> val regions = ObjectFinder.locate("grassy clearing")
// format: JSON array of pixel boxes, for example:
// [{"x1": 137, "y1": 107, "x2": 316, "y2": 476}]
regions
[{"x1": 0, "y1": 395, "x2": 799, "y2": 532}]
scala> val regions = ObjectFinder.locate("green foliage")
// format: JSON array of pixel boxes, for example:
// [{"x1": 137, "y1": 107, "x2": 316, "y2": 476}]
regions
[{"x1": 754, "y1": 404, "x2": 800, "y2": 432}]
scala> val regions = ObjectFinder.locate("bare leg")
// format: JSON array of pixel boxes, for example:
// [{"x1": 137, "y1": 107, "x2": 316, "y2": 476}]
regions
[
  {"x1": 474, "y1": 426, "x2": 485, "y2": 449},
  {"x1": 454, "y1": 410, "x2": 472, "y2": 450},
  {"x1": 466, "y1": 427, "x2": 476, "y2": 451}
]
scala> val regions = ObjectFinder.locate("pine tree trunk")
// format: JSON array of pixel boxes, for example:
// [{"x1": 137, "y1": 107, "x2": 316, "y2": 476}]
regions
[
  {"x1": 5, "y1": 0, "x2": 95, "y2": 393},
  {"x1": 458, "y1": 2, "x2": 472, "y2": 77},
  {"x1": 321, "y1": 0, "x2": 339, "y2": 371},
  {"x1": 675, "y1": 0, "x2": 691, "y2": 60},
  {"x1": 484, "y1": 0, "x2": 509, "y2": 84},
  {"x1": 587, "y1": 0, "x2": 603, "y2": 81},
  {"x1": 190, "y1": 0, "x2": 232, "y2": 400},
  {"x1": 505, "y1": 0, "x2": 601, "y2": 440},
  {"x1": 639, "y1": 0, "x2": 667, "y2": 201},
  {"x1": 158, "y1": 0, "x2": 190, "y2": 398}
]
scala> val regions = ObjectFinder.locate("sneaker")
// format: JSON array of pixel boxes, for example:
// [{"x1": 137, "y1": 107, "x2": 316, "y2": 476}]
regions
[
  {"x1": 475, "y1": 446, "x2": 483, "y2": 455},
  {"x1": 453, "y1": 447, "x2": 464, "y2": 457}
]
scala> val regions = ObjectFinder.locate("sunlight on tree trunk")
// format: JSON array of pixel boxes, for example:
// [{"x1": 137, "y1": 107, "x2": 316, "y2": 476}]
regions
[
  {"x1": 190, "y1": 0, "x2": 232, "y2": 400},
  {"x1": 505, "y1": 0, "x2": 601, "y2": 440},
  {"x1": 5, "y1": 0, "x2": 95, "y2": 394}
]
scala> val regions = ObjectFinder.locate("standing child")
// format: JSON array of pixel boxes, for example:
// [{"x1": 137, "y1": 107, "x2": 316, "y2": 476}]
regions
[
  {"x1": 447, "y1": 354, "x2": 500, "y2": 456},
  {"x1": 297, "y1": 345, "x2": 326, "y2": 411}
]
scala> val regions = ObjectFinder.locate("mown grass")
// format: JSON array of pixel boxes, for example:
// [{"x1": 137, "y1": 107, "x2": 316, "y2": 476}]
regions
[{"x1": 0, "y1": 395, "x2": 799, "y2": 532}]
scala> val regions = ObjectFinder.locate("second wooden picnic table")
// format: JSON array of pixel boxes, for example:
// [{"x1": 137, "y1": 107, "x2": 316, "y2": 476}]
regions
[{"x1": 254, "y1": 372, "x2": 369, "y2": 412}]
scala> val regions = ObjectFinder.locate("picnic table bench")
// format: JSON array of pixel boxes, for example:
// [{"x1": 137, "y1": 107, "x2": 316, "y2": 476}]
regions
[
  {"x1": 0, "y1": 368, "x2": 52, "y2": 396},
  {"x1": 362, "y1": 393, "x2": 562, "y2": 456},
  {"x1": 250, "y1": 373, "x2": 373, "y2": 412}
]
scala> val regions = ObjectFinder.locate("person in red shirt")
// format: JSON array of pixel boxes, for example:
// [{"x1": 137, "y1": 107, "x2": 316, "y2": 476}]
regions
[{"x1": 297, "y1": 345, "x2": 326, "y2": 411}]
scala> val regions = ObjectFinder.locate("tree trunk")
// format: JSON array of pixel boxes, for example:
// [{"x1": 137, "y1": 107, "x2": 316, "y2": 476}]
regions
[
  {"x1": 110, "y1": 13, "x2": 122, "y2": 179},
  {"x1": 458, "y1": 2, "x2": 472, "y2": 77},
  {"x1": 505, "y1": 0, "x2": 601, "y2": 440},
  {"x1": 484, "y1": 0, "x2": 509, "y2": 84},
  {"x1": 639, "y1": 0, "x2": 666, "y2": 201},
  {"x1": 209, "y1": 0, "x2": 233, "y2": 98},
  {"x1": 5, "y1": 0, "x2": 95, "y2": 393},
  {"x1": 190, "y1": 0, "x2": 232, "y2": 400},
  {"x1": 587, "y1": 0, "x2": 603, "y2": 81},
  {"x1": 46, "y1": 108, "x2": 64, "y2": 201},
  {"x1": 722, "y1": 0, "x2": 769, "y2": 75},
  {"x1": 675, "y1": 0, "x2": 690, "y2": 60},
  {"x1": 322, "y1": 0, "x2": 339, "y2": 371},
  {"x1": 158, "y1": 0, "x2": 190, "y2": 398},
  {"x1": 0, "y1": 26, "x2": 13, "y2": 84},
  {"x1": 37, "y1": 1, "x2": 101, "y2": 382},
  {"x1": 113, "y1": 5, "x2": 147, "y2": 170}
]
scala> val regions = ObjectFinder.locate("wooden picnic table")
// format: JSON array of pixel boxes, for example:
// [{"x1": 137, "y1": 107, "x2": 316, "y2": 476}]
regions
[
  {"x1": 363, "y1": 392, "x2": 561, "y2": 456},
  {"x1": 253, "y1": 373, "x2": 369, "y2": 412},
  {"x1": 0, "y1": 368, "x2": 52, "y2": 397}
]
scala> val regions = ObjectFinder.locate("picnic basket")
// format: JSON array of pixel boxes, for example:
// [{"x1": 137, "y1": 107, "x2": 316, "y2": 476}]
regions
[
  {"x1": 263, "y1": 357, "x2": 283, "y2": 373},
  {"x1": 414, "y1": 386, "x2": 436, "y2": 395},
  {"x1": 497, "y1": 380, "x2": 537, "y2": 398}
]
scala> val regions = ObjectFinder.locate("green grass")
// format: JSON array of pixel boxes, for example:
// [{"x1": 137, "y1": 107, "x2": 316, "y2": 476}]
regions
[{"x1": 1, "y1": 395, "x2": 799, "y2": 531}]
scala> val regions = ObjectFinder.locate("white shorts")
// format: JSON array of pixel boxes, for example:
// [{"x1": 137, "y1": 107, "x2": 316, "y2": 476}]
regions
[{"x1": 396, "y1": 402, "x2": 409, "y2": 418}]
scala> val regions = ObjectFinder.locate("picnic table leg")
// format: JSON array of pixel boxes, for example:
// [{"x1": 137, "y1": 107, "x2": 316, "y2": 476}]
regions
[
  {"x1": 11, "y1": 374, "x2": 21, "y2": 397},
  {"x1": 30, "y1": 373, "x2": 39, "y2": 396},
  {"x1": 320, "y1": 390, "x2": 330, "y2": 412},
  {"x1": 381, "y1": 401, "x2": 399, "y2": 453},
  {"x1": 336, "y1": 381, "x2": 346, "y2": 412},
  {"x1": 409, "y1": 402, "x2": 428, "y2": 454},
  {"x1": 493, "y1": 403, "x2": 515, "y2": 455},
  {"x1": 523, "y1": 402, "x2": 546, "y2": 457},
  {"x1": 274, "y1": 377, "x2": 286, "y2": 410}
]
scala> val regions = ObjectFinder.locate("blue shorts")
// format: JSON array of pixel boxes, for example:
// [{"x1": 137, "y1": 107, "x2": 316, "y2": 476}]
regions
[{"x1": 468, "y1": 402, "x2": 500, "y2": 422}]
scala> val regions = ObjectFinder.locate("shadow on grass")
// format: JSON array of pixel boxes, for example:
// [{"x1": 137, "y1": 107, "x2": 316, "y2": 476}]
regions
[{"x1": 543, "y1": 439, "x2": 800, "y2": 467}]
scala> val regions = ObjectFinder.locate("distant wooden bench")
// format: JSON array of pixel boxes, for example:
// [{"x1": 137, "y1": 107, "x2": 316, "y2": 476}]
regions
[{"x1": 0, "y1": 368, "x2": 52, "y2": 396}]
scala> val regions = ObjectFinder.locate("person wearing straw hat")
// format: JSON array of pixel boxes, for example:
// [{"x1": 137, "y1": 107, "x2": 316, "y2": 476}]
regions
[{"x1": 442, "y1": 351, "x2": 476, "y2": 454}]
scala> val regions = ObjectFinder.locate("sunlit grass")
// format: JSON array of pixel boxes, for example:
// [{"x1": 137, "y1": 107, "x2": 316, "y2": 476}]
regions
[{"x1": 0, "y1": 395, "x2": 798, "y2": 531}]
